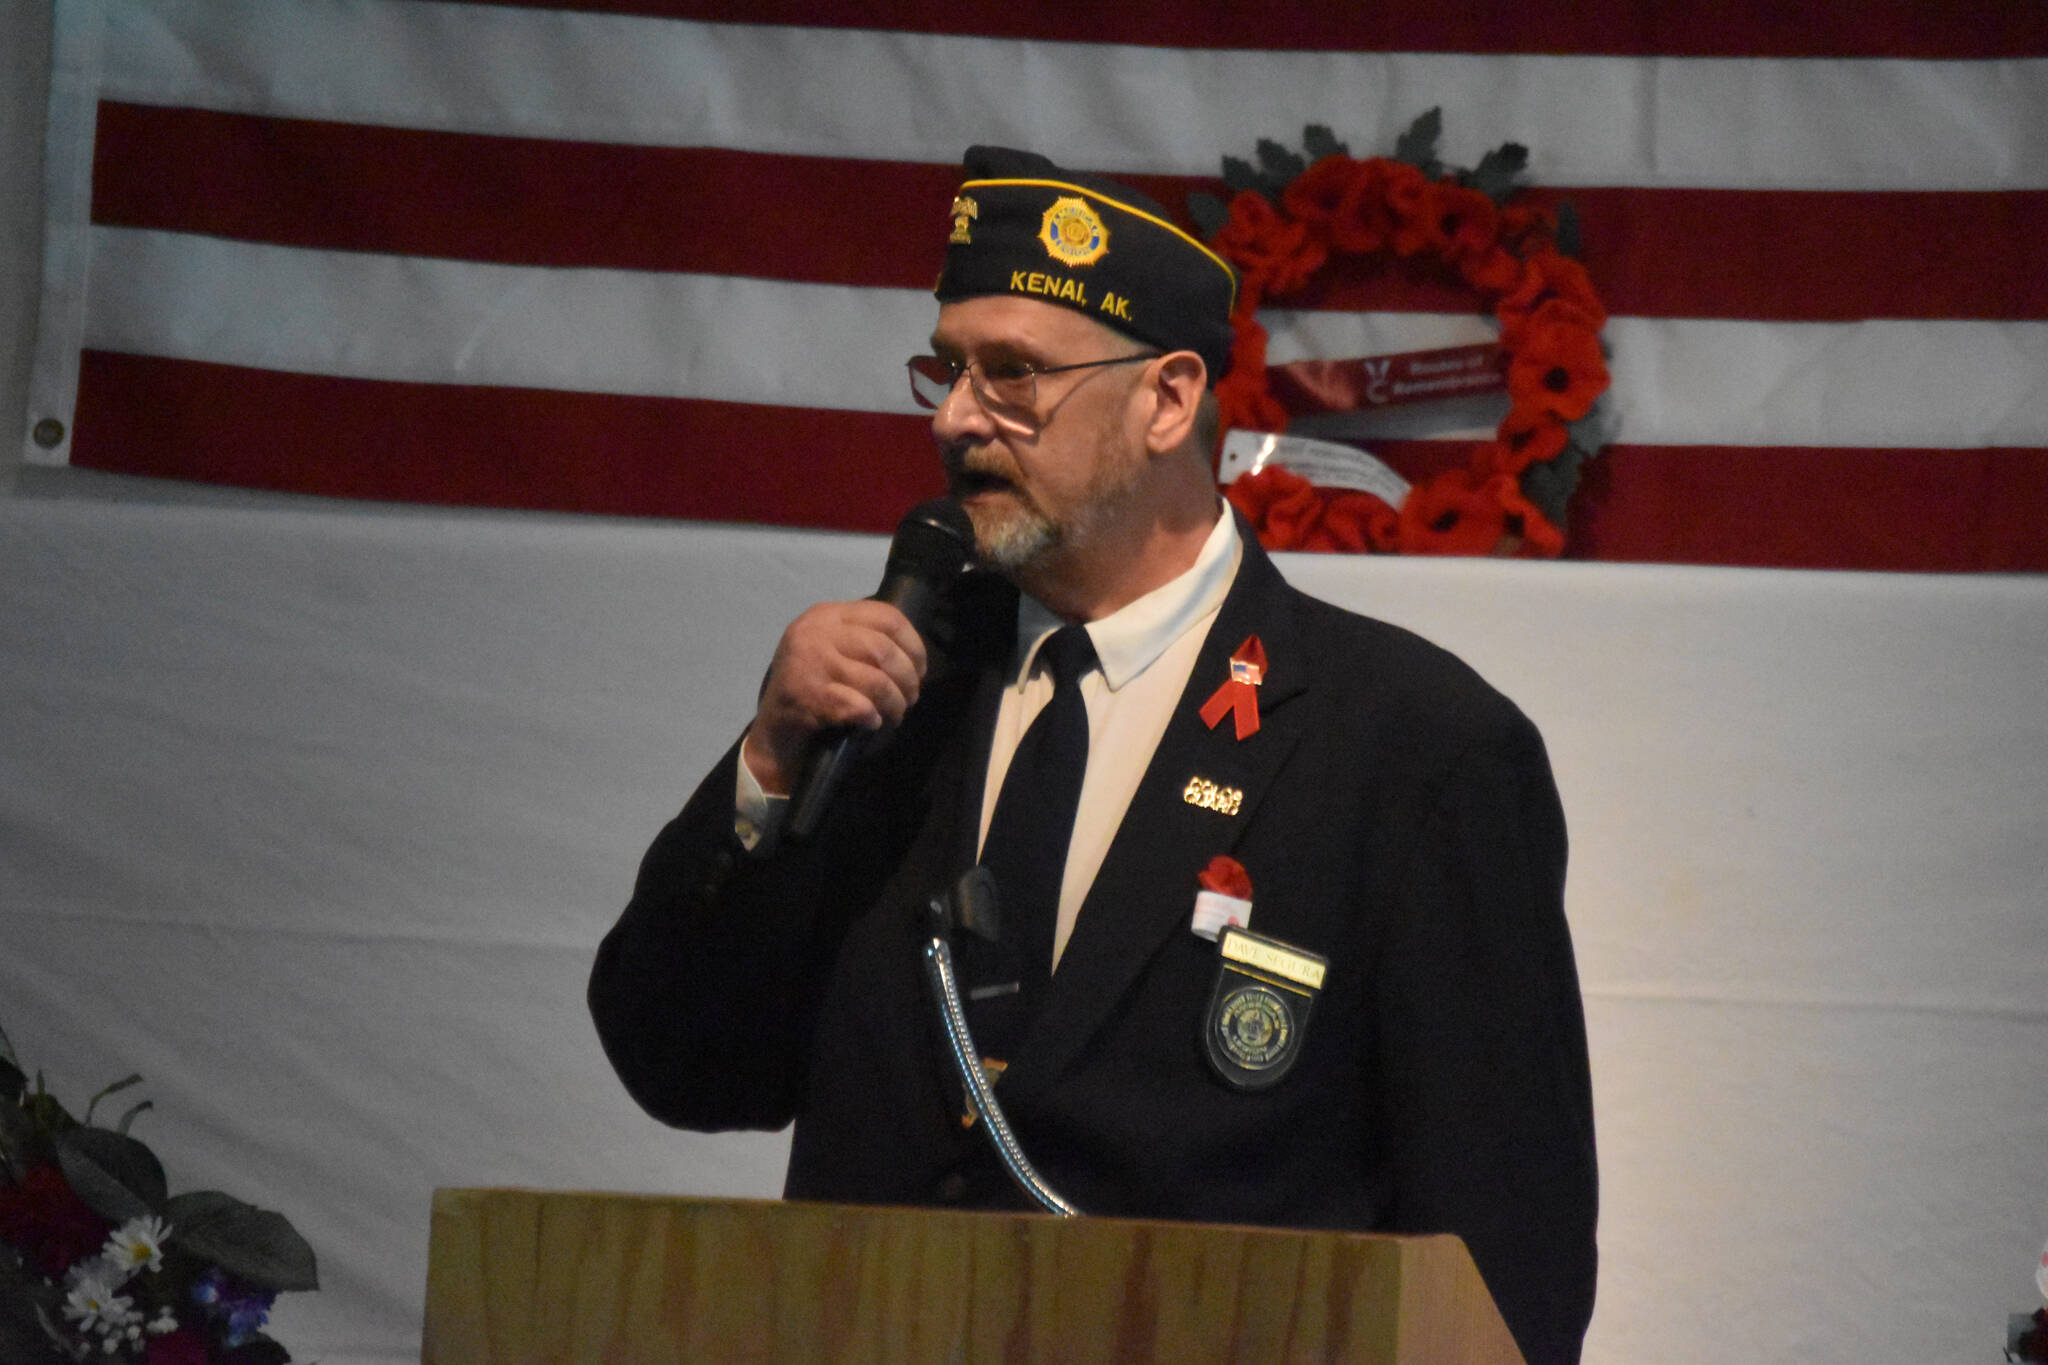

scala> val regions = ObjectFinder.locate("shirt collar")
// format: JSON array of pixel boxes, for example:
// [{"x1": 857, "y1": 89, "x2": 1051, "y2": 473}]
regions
[{"x1": 1013, "y1": 507, "x2": 1241, "y2": 691}]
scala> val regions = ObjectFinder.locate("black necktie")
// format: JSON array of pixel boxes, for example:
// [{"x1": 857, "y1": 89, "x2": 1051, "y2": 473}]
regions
[{"x1": 979, "y1": 624, "x2": 1096, "y2": 983}]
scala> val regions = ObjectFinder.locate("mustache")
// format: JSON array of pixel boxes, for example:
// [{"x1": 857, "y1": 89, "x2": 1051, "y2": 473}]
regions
[{"x1": 942, "y1": 444, "x2": 1020, "y2": 495}]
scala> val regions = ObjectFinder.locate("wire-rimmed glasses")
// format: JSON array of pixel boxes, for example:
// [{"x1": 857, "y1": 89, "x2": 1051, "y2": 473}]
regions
[{"x1": 906, "y1": 352, "x2": 1161, "y2": 429}]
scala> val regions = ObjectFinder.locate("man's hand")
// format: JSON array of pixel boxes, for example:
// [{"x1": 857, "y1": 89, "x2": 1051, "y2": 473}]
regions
[{"x1": 741, "y1": 600, "x2": 930, "y2": 796}]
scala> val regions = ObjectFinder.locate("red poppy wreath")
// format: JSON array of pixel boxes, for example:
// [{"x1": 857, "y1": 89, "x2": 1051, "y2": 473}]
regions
[{"x1": 1189, "y1": 115, "x2": 1612, "y2": 557}]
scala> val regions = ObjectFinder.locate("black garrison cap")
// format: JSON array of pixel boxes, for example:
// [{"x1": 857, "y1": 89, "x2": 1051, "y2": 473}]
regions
[{"x1": 934, "y1": 146, "x2": 1239, "y2": 381}]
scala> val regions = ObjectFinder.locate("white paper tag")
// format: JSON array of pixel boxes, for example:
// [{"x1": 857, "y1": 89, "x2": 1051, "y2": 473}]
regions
[
  {"x1": 1217, "y1": 430, "x2": 1412, "y2": 509},
  {"x1": 1190, "y1": 890, "x2": 1252, "y2": 941}
]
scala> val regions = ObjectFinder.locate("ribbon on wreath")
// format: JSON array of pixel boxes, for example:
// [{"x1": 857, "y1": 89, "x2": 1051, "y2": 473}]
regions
[{"x1": 1199, "y1": 636, "x2": 1267, "y2": 741}]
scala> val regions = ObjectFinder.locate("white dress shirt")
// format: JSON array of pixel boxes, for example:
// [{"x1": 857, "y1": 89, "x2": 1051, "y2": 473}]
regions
[
  {"x1": 738, "y1": 507, "x2": 1243, "y2": 973},
  {"x1": 981, "y1": 508, "x2": 1241, "y2": 967}
]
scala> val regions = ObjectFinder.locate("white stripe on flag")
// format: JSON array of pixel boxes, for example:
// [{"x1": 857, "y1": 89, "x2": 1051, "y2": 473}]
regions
[
  {"x1": 83, "y1": 228, "x2": 2048, "y2": 450},
  {"x1": 96, "y1": 0, "x2": 2048, "y2": 190},
  {"x1": 1262, "y1": 310, "x2": 2048, "y2": 450},
  {"x1": 81, "y1": 227, "x2": 935, "y2": 415}
]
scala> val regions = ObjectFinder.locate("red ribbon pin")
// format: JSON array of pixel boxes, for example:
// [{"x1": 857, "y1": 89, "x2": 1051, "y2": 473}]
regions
[{"x1": 1199, "y1": 636, "x2": 1267, "y2": 741}]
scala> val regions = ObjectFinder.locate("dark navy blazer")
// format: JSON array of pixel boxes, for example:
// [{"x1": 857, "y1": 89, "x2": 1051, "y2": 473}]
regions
[{"x1": 590, "y1": 530, "x2": 1598, "y2": 1365}]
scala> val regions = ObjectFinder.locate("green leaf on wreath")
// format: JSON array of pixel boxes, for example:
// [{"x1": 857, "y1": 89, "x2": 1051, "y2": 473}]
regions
[
  {"x1": 0, "y1": 1019, "x2": 18, "y2": 1072},
  {"x1": 56, "y1": 1124, "x2": 166, "y2": 1222},
  {"x1": 1467, "y1": 142, "x2": 1529, "y2": 204},
  {"x1": 1187, "y1": 191, "x2": 1227, "y2": 240},
  {"x1": 1520, "y1": 441, "x2": 1597, "y2": 527},
  {"x1": 1301, "y1": 124, "x2": 1349, "y2": 162},
  {"x1": 167, "y1": 1190, "x2": 320, "y2": 1292},
  {"x1": 1555, "y1": 199, "x2": 1583, "y2": 259},
  {"x1": 1220, "y1": 154, "x2": 1265, "y2": 197},
  {"x1": 1394, "y1": 107, "x2": 1444, "y2": 175},
  {"x1": 1254, "y1": 137, "x2": 1306, "y2": 190},
  {"x1": 1568, "y1": 403, "x2": 1614, "y2": 452},
  {"x1": 115, "y1": 1099, "x2": 153, "y2": 1135}
]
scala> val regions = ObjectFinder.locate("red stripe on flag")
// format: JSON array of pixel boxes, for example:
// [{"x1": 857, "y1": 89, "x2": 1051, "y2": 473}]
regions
[
  {"x1": 452, "y1": 0, "x2": 2048, "y2": 59},
  {"x1": 92, "y1": 104, "x2": 2048, "y2": 323},
  {"x1": 69, "y1": 350, "x2": 941, "y2": 532},
  {"x1": 1265, "y1": 185, "x2": 2048, "y2": 323},
  {"x1": 1568, "y1": 444, "x2": 2048, "y2": 572},
  {"x1": 69, "y1": 351, "x2": 2048, "y2": 571},
  {"x1": 89, "y1": 103, "x2": 958, "y2": 288}
]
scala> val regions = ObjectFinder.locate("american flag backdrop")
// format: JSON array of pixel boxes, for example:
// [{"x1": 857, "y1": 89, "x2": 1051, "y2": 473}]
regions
[{"x1": 23, "y1": 0, "x2": 2048, "y2": 570}]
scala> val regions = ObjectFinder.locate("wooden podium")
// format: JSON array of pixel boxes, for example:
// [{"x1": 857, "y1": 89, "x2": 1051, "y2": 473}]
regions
[{"x1": 423, "y1": 1188, "x2": 1525, "y2": 1364}]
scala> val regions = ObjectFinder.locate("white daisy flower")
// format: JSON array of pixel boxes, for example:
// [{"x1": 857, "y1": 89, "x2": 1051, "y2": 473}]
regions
[
  {"x1": 65, "y1": 1255, "x2": 116, "y2": 1289},
  {"x1": 101, "y1": 1215, "x2": 172, "y2": 1275},
  {"x1": 61, "y1": 1275, "x2": 135, "y2": 1332}
]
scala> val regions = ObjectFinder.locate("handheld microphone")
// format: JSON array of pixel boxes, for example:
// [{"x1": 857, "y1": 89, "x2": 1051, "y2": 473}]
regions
[{"x1": 786, "y1": 498, "x2": 975, "y2": 842}]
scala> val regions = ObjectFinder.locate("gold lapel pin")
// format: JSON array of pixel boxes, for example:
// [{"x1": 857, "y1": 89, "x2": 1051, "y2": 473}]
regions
[{"x1": 1183, "y1": 775, "x2": 1244, "y2": 816}]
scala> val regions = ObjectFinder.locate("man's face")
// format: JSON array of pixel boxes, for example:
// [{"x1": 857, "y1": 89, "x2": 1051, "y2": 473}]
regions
[{"x1": 927, "y1": 295, "x2": 1153, "y2": 574}]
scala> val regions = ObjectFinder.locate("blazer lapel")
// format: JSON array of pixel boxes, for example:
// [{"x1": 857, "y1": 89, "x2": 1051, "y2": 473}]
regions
[{"x1": 1002, "y1": 533, "x2": 1312, "y2": 1092}]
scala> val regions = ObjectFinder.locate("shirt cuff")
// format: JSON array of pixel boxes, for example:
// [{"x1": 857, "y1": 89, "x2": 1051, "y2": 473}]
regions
[{"x1": 733, "y1": 735, "x2": 788, "y2": 855}]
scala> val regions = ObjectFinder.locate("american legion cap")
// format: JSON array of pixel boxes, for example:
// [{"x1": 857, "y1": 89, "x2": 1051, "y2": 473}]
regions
[{"x1": 935, "y1": 146, "x2": 1240, "y2": 382}]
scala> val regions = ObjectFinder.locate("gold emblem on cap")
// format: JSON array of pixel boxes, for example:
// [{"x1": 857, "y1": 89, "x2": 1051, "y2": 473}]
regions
[
  {"x1": 949, "y1": 194, "x2": 979, "y2": 245},
  {"x1": 1039, "y1": 195, "x2": 1109, "y2": 267}
]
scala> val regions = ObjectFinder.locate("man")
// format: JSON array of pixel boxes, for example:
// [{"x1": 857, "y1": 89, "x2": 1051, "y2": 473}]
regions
[{"x1": 590, "y1": 147, "x2": 1597, "y2": 1365}]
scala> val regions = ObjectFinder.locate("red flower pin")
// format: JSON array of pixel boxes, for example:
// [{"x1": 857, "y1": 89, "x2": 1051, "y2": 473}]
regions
[
  {"x1": 1199, "y1": 636, "x2": 1267, "y2": 740},
  {"x1": 1192, "y1": 855, "x2": 1254, "y2": 940}
]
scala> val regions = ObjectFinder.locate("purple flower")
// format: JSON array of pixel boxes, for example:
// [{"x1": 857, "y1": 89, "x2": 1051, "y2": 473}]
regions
[
  {"x1": 222, "y1": 1293, "x2": 273, "y2": 1347},
  {"x1": 190, "y1": 1267, "x2": 276, "y2": 1346},
  {"x1": 191, "y1": 1267, "x2": 226, "y2": 1308}
]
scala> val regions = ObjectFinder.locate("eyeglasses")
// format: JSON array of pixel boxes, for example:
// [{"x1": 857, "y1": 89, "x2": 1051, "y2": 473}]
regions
[{"x1": 906, "y1": 351, "x2": 1161, "y2": 428}]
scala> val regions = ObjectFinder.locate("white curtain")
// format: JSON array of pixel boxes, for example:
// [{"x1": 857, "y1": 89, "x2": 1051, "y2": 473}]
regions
[{"x1": 3, "y1": 498, "x2": 2043, "y2": 1362}]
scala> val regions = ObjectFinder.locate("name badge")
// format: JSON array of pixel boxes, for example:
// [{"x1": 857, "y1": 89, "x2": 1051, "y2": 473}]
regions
[{"x1": 1202, "y1": 928, "x2": 1327, "y2": 1090}]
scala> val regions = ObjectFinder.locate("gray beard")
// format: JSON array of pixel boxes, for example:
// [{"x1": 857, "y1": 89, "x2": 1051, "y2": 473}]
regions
[
  {"x1": 970, "y1": 503, "x2": 1060, "y2": 572},
  {"x1": 960, "y1": 413, "x2": 1145, "y2": 577}
]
